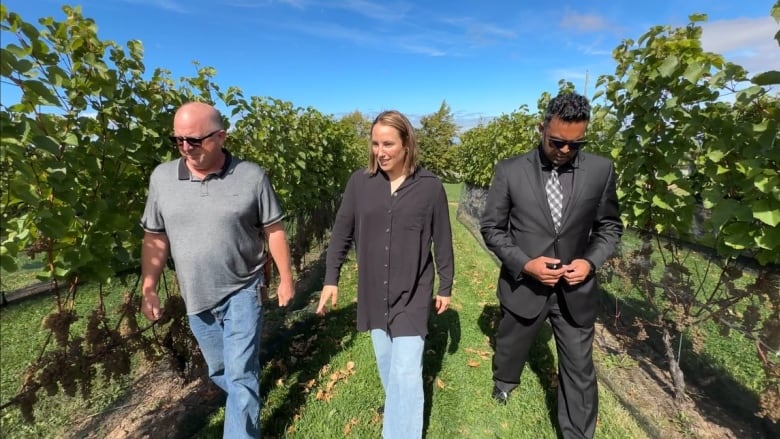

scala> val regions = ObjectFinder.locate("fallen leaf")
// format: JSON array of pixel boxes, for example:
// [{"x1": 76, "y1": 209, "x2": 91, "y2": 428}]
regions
[{"x1": 343, "y1": 418, "x2": 359, "y2": 435}]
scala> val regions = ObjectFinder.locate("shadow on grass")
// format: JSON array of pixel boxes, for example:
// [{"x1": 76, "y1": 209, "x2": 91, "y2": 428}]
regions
[
  {"x1": 258, "y1": 303, "x2": 359, "y2": 437},
  {"x1": 477, "y1": 304, "x2": 559, "y2": 436},
  {"x1": 423, "y1": 307, "x2": 461, "y2": 438},
  {"x1": 597, "y1": 287, "x2": 779, "y2": 439},
  {"x1": 193, "y1": 251, "x2": 363, "y2": 438}
]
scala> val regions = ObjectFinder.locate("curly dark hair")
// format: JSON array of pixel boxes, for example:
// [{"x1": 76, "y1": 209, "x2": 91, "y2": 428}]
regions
[{"x1": 543, "y1": 92, "x2": 591, "y2": 124}]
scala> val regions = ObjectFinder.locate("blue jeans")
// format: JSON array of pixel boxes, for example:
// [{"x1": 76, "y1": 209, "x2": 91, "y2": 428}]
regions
[
  {"x1": 188, "y1": 278, "x2": 263, "y2": 439},
  {"x1": 370, "y1": 329, "x2": 425, "y2": 439}
]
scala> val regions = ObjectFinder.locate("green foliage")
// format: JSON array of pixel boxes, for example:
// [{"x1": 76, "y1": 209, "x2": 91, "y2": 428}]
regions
[
  {"x1": 1, "y1": 4, "x2": 177, "y2": 283},
  {"x1": 335, "y1": 110, "x2": 373, "y2": 175},
  {"x1": 596, "y1": 17, "x2": 779, "y2": 264},
  {"x1": 339, "y1": 110, "x2": 372, "y2": 139},
  {"x1": 227, "y1": 96, "x2": 363, "y2": 268},
  {"x1": 458, "y1": 106, "x2": 538, "y2": 187},
  {"x1": 597, "y1": 12, "x2": 780, "y2": 420},
  {"x1": 0, "y1": 4, "x2": 364, "y2": 423},
  {"x1": 458, "y1": 80, "x2": 580, "y2": 188},
  {"x1": 0, "y1": 9, "x2": 190, "y2": 423},
  {"x1": 417, "y1": 101, "x2": 461, "y2": 182}
]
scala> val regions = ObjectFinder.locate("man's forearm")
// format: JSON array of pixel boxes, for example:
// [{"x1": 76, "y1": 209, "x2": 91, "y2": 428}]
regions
[
  {"x1": 265, "y1": 222, "x2": 294, "y2": 284},
  {"x1": 141, "y1": 231, "x2": 169, "y2": 293}
]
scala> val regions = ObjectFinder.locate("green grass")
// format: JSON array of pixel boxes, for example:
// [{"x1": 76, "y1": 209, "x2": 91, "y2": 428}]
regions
[
  {"x1": 0, "y1": 253, "x2": 46, "y2": 292},
  {"x1": 443, "y1": 182, "x2": 463, "y2": 204}
]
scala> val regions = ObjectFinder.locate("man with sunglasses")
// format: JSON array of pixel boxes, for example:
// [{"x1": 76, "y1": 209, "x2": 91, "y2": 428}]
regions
[
  {"x1": 480, "y1": 92, "x2": 622, "y2": 438},
  {"x1": 139, "y1": 101, "x2": 294, "y2": 439}
]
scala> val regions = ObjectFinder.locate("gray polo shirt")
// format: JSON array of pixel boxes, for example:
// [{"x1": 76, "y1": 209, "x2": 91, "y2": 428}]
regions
[{"x1": 141, "y1": 150, "x2": 284, "y2": 314}]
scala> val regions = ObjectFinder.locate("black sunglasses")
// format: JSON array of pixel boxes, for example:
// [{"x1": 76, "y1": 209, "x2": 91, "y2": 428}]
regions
[
  {"x1": 548, "y1": 137, "x2": 587, "y2": 150},
  {"x1": 169, "y1": 129, "x2": 221, "y2": 147}
]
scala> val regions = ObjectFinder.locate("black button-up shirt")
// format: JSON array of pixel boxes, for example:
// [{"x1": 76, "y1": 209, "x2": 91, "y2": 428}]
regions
[{"x1": 324, "y1": 168, "x2": 454, "y2": 337}]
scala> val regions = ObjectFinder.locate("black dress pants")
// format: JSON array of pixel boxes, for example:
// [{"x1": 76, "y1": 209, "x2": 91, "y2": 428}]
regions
[{"x1": 493, "y1": 291, "x2": 597, "y2": 439}]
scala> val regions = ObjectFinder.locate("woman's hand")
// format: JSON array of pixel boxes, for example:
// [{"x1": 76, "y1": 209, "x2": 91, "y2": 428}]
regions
[{"x1": 316, "y1": 285, "x2": 339, "y2": 315}]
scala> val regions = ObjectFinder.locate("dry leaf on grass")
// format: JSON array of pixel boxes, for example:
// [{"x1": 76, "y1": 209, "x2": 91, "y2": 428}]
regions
[
  {"x1": 343, "y1": 418, "x2": 359, "y2": 435},
  {"x1": 315, "y1": 361, "x2": 357, "y2": 401},
  {"x1": 464, "y1": 347, "x2": 491, "y2": 360}
]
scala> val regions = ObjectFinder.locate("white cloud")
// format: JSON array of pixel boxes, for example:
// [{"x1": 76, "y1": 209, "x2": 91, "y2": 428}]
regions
[
  {"x1": 224, "y1": 0, "x2": 294, "y2": 8},
  {"x1": 453, "y1": 111, "x2": 494, "y2": 131},
  {"x1": 701, "y1": 17, "x2": 779, "y2": 74},
  {"x1": 560, "y1": 11, "x2": 612, "y2": 33},
  {"x1": 701, "y1": 17, "x2": 777, "y2": 52},
  {"x1": 121, "y1": 0, "x2": 189, "y2": 14},
  {"x1": 336, "y1": 0, "x2": 409, "y2": 22},
  {"x1": 398, "y1": 43, "x2": 446, "y2": 57},
  {"x1": 441, "y1": 17, "x2": 517, "y2": 46},
  {"x1": 278, "y1": 0, "x2": 307, "y2": 9},
  {"x1": 288, "y1": 20, "x2": 377, "y2": 46}
]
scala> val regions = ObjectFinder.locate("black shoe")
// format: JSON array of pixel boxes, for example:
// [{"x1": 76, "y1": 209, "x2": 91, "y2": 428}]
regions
[
  {"x1": 376, "y1": 405, "x2": 384, "y2": 415},
  {"x1": 491, "y1": 386, "x2": 509, "y2": 404}
]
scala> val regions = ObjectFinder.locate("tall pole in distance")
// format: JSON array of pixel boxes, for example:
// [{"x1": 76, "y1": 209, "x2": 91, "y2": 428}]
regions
[{"x1": 584, "y1": 69, "x2": 589, "y2": 97}]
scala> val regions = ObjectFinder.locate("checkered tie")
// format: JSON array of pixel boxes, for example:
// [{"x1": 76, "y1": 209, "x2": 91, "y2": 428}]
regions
[{"x1": 546, "y1": 167, "x2": 563, "y2": 232}]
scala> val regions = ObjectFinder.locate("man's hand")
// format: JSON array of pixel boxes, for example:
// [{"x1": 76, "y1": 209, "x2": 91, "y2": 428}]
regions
[
  {"x1": 562, "y1": 259, "x2": 592, "y2": 286},
  {"x1": 277, "y1": 279, "x2": 294, "y2": 307},
  {"x1": 523, "y1": 257, "x2": 566, "y2": 286},
  {"x1": 141, "y1": 291, "x2": 162, "y2": 321},
  {"x1": 434, "y1": 295, "x2": 450, "y2": 314},
  {"x1": 316, "y1": 285, "x2": 338, "y2": 315}
]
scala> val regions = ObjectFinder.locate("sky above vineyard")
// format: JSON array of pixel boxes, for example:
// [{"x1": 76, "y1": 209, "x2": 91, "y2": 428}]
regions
[{"x1": 2, "y1": 0, "x2": 778, "y2": 129}]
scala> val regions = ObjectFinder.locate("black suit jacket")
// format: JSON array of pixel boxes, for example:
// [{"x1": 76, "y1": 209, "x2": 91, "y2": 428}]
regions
[{"x1": 480, "y1": 148, "x2": 622, "y2": 326}]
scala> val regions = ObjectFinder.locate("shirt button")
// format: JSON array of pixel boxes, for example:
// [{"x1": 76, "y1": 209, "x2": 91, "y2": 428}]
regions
[
  {"x1": 384, "y1": 264, "x2": 388, "y2": 268},
  {"x1": 387, "y1": 209, "x2": 391, "y2": 214},
  {"x1": 383, "y1": 281, "x2": 388, "y2": 285},
  {"x1": 385, "y1": 246, "x2": 389, "y2": 251},
  {"x1": 385, "y1": 228, "x2": 390, "y2": 233},
  {"x1": 392, "y1": 193, "x2": 397, "y2": 197}
]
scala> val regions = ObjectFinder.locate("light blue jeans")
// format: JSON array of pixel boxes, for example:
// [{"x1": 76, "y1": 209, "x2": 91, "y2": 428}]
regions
[
  {"x1": 370, "y1": 328, "x2": 425, "y2": 439},
  {"x1": 188, "y1": 278, "x2": 263, "y2": 439}
]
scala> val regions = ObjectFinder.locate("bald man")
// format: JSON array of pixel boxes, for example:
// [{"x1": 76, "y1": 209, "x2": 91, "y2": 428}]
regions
[{"x1": 140, "y1": 102, "x2": 294, "y2": 438}]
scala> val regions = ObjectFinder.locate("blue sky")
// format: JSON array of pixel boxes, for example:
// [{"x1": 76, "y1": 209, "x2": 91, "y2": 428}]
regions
[{"x1": 2, "y1": 1, "x2": 778, "y2": 129}]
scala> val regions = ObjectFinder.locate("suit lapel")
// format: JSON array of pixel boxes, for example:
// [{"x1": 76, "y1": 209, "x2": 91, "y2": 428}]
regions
[
  {"x1": 523, "y1": 153, "x2": 558, "y2": 232},
  {"x1": 561, "y1": 153, "x2": 587, "y2": 230}
]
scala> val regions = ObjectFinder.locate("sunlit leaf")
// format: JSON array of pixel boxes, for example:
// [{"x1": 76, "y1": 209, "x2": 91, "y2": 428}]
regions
[
  {"x1": 658, "y1": 55, "x2": 679, "y2": 77},
  {"x1": 753, "y1": 200, "x2": 780, "y2": 227},
  {"x1": 651, "y1": 194, "x2": 674, "y2": 211}
]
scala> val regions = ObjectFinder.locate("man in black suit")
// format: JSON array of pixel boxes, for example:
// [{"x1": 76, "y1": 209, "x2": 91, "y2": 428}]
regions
[{"x1": 480, "y1": 92, "x2": 622, "y2": 438}]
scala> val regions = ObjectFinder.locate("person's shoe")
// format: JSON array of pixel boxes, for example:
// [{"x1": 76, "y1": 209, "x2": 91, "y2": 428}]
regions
[
  {"x1": 376, "y1": 405, "x2": 384, "y2": 415},
  {"x1": 491, "y1": 385, "x2": 510, "y2": 404}
]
